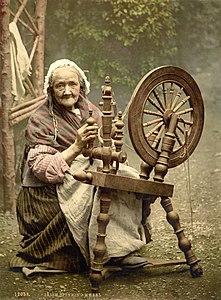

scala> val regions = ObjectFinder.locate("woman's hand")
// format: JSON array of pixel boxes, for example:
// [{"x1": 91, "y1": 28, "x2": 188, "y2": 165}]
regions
[
  {"x1": 61, "y1": 123, "x2": 98, "y2": 165},
  {"x1": 74, "y1": 123, "x2": 98, "y2": 151}
]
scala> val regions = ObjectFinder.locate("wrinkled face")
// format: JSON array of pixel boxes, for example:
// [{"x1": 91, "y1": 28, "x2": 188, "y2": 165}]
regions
[{"x1": 51, "y1": 66, "x2": 81, "y2": 111}]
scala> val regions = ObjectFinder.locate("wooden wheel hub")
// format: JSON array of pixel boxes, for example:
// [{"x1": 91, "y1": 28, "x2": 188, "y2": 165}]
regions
[{"x1": 163, "y1": 109, "x2": 173, "y2": 127}]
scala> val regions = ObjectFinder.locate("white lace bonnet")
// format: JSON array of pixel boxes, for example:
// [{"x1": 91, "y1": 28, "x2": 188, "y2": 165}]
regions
[{"x1": 43, "y1": 59, "x2": 90, "y2": 95}]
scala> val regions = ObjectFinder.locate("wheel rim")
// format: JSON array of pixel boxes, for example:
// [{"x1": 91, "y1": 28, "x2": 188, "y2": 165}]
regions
[{"x1": 128, "y1": 66, "x2": 204, "y2": 168}]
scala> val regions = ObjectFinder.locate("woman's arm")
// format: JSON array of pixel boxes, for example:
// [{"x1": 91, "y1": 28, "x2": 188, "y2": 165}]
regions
[
  {"x1": 61, "y1": 123, "x2": 98, "y2": 165},
  {"x1": 27, "y1": 145, "x2": 69, "y2": 184},
  {"x1": 27, "y1": 123, "x2": 98, "y2": 183}
]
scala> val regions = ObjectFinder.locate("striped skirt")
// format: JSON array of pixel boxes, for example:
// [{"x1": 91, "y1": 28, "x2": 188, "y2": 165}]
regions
[{"x1": 10, "y1": 186, "x2": 87, "y2": 272}]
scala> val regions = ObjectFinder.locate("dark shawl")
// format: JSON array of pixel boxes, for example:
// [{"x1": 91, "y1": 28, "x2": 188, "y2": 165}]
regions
[{"x1": 25, "y1": 96, "x2": 102, "y2": 152}]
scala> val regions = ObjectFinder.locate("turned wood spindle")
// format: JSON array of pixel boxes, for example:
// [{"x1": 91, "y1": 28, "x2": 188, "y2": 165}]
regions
[
  {"x1": 114, "y1": 111, "x2": 124, "y2": 152},
  {"x1": 161, "y1": 197, "x2": 203, "y2": 277},
  {"x1": 154, "y1": 113, "x2": 178, "y2": 182},
  {"x1": 113, "y1": 111, "x2": 124, "y2": 171},
  {"x1": 87, "y1": 108, "x2": 96, "y2": 150},
  {"x1": 90, "y1": 187, "x2": 111, "y2": 292},
  {"x1": 101, "y1": 76, "x2": 113, "y2": 173},
  {"x1": 139, "y1": 131, "x2": 158, "y2": 179}
]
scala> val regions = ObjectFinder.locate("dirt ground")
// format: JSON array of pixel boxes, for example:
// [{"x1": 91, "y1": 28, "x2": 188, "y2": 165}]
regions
[{"x1": 0, "y1": 67, "x2": 221, "y2": 300}]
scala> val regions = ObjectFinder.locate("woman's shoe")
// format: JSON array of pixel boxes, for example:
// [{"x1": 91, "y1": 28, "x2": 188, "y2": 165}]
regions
[
  {"x1": 107, "y1": 255, "x2": 150, "y2": 269},
  {"x1": 120, "y1": 256, "x2": 150, "y2": 269}
]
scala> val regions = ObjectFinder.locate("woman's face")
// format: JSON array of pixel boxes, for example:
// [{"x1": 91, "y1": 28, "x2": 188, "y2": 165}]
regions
[{"x1": 51, "y1": 66, "x2": 81, "y2": 111}]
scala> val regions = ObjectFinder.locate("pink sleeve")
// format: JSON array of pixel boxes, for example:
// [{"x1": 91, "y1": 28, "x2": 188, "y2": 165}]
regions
[{"x1": 27, "y1": 145, "x2": 69, "y2": 184}]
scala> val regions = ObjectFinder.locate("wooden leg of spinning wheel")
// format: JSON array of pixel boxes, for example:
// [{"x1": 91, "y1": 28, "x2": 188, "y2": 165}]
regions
[
  {"x1": 160, "y1": 196, "x2": 203, "y2": 277},
  {"x1": 90, "y1": 187, "x2": 111, "y2": 292}
]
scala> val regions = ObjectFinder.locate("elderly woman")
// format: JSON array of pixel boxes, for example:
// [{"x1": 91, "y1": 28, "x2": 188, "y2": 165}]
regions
[{"x1": 10, "y1": 59, "x2": 150, "y2": 275}]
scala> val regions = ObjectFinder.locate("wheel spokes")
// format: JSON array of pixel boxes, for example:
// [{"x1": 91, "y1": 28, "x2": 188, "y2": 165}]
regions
[
  {"x1": 147, "y1": 96, "x2": 165, "y2": 114},
  {"x1": 143, "y1": 117, "x2": 163, "y2": 127},
  {"x1": 153, "y1": 89, "x2": 165, "y2": 111},
  {"x1": 162, "y1": 82, "x2": 168, "y2": 108},
  {"x1": 151, "y1": 124, "x2": 165, "y2": 149},
  {"x1": 179, "y1": 118, "x2": 193, "y2": 126},
  {"x1": 176, "y1": 107, "x2": 193, "y2": 116},
  {"x1": 173, "y1": 95, "x2": 191, "y2": 112},
  {"x1": 171, "y1": 87, "x2": 183, "y2": 110},
  {"x1": 143, "y1": 81, "x2": 194, "y2": 152},
  {"x1": 175, "y1": 131, "x2": 184, "y2": 146},
  {"x1": 145, "y1": 121, "x2": 164, "y2": 139},
  {"x1": 143, "y1": 109, "x2": 163, "y2": 117},
  {"x1": 168, "y1": 82, "x2": 175, "y2": 109}
]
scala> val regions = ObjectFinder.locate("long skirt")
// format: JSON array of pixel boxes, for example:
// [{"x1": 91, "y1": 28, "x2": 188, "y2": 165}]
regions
[{"x1": 10, "y1": 185, "x2": 87, "y2": 272}]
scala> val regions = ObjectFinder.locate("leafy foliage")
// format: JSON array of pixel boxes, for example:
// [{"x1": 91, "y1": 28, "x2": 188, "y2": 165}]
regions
[
  {"x1": 46, "y1": 0, "x2": 180, "y2": 90},
  {"x1": 45, "y1": 0, "x2": 221, "y2": 103}
]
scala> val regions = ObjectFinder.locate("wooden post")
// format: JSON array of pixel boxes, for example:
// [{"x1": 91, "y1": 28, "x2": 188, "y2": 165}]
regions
[
  {"x1": 0, "y1": 0, "x2": 16, "y2": 213},
  {"x1": 34, "y1": 0, "x2": 47, "y2": 96},
  {"x1": 0, "y1": 2, "x2": 1, "y2": 123}
]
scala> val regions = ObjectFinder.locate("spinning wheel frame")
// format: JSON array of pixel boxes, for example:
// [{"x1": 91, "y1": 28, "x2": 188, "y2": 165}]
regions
[
  {"x1": 75, "y1": 73, "x2": 203, "y2": 292},
  {"x1": 128, "y1": 66, "x2": 204, "y2": 168}
]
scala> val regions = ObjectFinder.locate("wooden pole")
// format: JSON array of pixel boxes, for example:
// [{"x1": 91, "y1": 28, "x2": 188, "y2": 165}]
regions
[
  {"x1": 0, "y1": 0, "x2": 16, "y2": 213},
  {"x1": 9, "y1": 98, "x2": 46, "y2": 125},
  {"x1": 34, "y1": 0, "x2": 47, "y2": 96},
  {"x1": 16, "y1": 0, "x2": 39, "y2": 34},
  {"x1": 10, "y1": 95, "x2": 45, "y2": 113},
  {"x1": 0, "y1": 2, "x2": 1, "y2": 120},
  {"x1": 13, "y1": 0, "x2": 28, "y2": 23},
  {"x1": 10, "y1": 9, "x2": 35, "y2": 34}
]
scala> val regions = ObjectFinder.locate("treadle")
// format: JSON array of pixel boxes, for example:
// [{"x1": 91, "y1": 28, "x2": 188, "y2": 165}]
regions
[
  {"x1": 143, "y1": 258, "x2": 187, "y2": 267},
  {"x1": 100, "y1": 258, "x2": 187, "y2": 280}
]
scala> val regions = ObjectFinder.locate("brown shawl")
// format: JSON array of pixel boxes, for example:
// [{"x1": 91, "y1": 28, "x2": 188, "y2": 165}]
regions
[{"x1": 25, "y1": 96, "x2": 102, "y2": 152}]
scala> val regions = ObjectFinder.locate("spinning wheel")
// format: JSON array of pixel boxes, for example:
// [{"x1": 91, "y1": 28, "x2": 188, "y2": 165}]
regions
[
  {"x1": 128, "y1": 66, "x2": 204, "y2": 168},
  {"x1": 74, "y1": 69, "x2": 204, "y2": 293}
]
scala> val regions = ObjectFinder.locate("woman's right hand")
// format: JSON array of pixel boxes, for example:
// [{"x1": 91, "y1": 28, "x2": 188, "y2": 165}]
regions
[
  {"x1": 74, "y1": 123, "x2": 98, "y2": 152},
  {"x1": 61, "y1": 123, "x2": 98, "y2": 165}
]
